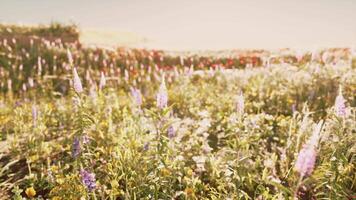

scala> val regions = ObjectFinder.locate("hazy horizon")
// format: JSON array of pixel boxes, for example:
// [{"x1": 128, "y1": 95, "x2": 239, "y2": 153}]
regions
[{"x1": 1, "y1": 0, "x2": 356, "y2": 50}]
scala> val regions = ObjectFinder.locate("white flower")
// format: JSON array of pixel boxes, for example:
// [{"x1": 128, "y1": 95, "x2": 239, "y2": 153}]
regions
[
  {"x1": 334, "y1": 87, "x2": 347, "y2": 117},
  {"x1": 156, "y1": 75, "x2": 168, "y2": 109},
  {"x1": 306, "y1": 120, "x2": 323, "y2": 148},
  {"x1": 202, "y1": 143, "x2": 213, "y2": 154},
  {"x1": 67, "y1": 49, "x2": 73, "y2": 65},
  {"x1": 236, "y1": 92, "x2": 245, "y2": 115},
  {"x1": 99, "y1": 72, "x2": 106, "y2": 90},
  {"x1": 192, "y1": 155, "x2": 206, "y2": 172}
]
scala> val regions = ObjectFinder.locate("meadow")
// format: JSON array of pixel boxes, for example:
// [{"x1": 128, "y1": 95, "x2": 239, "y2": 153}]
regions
[{"x1": 0, "y1": 24, "x2": 355, "y2": 199}]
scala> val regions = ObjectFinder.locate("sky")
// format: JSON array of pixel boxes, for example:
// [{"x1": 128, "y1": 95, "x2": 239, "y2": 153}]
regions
[{"x1": 1, "y1": 0, "x2": 356, "y2": 50}]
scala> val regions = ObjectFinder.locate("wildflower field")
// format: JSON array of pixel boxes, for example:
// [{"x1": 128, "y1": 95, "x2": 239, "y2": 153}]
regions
[{"x1": 0, "y1": 25, "x2": 355, "y2": 199}]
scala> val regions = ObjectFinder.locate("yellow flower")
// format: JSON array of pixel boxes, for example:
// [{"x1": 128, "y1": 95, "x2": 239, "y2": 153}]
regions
[
  {"x1": 51, "y1": 165, "x2": 59, "y2": 172},
  {"x1": 160, "y1": 168, "x2": 170, "y2": 176},
  {"x1": 186, "y1": 168, "x2": 193, "y2": 176},
  {"x1": 110, "y1": 180, "x2": 119, "y2": 188},
  {"x1": 185, "y1": 187, "x2": 195, "y2": 198},
  {"x1": 25, "y1": 187, "x2": 36, "y2": 198}
]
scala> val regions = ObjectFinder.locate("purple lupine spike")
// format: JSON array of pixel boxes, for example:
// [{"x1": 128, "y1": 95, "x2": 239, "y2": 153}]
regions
[
  {"x1": 156, "y1": 75, "x2": 168, "y2": 109},
  {"x1": 72, "y1": 137, "x2": 81, "y2": 158},
  {"x1": 130, "y1": 87, "x2": 143, "y2": 106},
  {"x1": 334, "y1": 87, "x2": 346, "y2": 117},
  {"x1": 99, "y1": 71, "x2": 106, "y2": 90},
  {"x1": 295, "y1": 145, "x2": 316, "y2": 178},
  {"x1": 167, "y1": 125, "x2": 175, "y2": 139},
  {"x1": 73, "y1": 67, "x2": 83, "y2": 93},
  {"x1": 80, "y1": 169, "x2": 96, "y2": 191},
  {"x1": 295, "y1": 121, "x2": 323, "y2": 178}
]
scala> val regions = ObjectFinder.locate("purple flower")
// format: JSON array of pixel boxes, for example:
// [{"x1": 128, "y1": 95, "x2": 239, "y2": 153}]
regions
[
  {"x1": 80, "y1": 169, "x2": 96, "y2": 191},
  {"x1": 156, "y1": 76, "x2": 168, "y2": 109},
  {"x1": 295, "y1": 121, "x2": 323, "y2": 178},
  {"x1": 82, "y1": 135, "x2": 90, "y2": 145},
  {"x1": 335, "y1": 88, "x2": 346, "y2": 117},
  {"x1": 130, "y1": 87, "x2": 143, "y2": 106},
  {"x1": 72, "y1": 137, "x2": 81, "y2": 158},
  {"x1": 167, "y1": 125, "x2": 175, "y2": 139},
  {"x1": 73, "y1": 67, "x2": 83, "y2": 93},
  {"x1": 295, "y1": 145, "x2": 316, "y2": 178},
  {"x1": 143, "y1": 142, "x2": 150, "y2": 151}
]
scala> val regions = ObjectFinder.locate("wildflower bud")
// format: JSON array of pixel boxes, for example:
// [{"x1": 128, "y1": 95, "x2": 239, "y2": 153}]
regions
[
  {"x1": 130, "y1": 87, "x2": 142, "y2": 106},
  {"x1": 82, "y1": 135, "x2": 90, "y2": 145},
  {"x1": 99, "y1": 71, "x2": 106, "y2": 90},
  {"x1": 291, "y1": 104, "x2": 296, "y2": 114},
  {"x1": 156, "y1": 75, "x2": 168, "y2": 109},
  {"x1": 89, "y1": 84, "x2": 98, "y2": 102},
  {"x1": 67, "y1": 49, "x2": 73, "y2": 66},
  {"x1": 143, "y1": 142, "x2": 150, "y2": 151},
  {"x1": 72, "y1": 137, "x2": 81, "y2": 158},
  {"x1": 236, "y1": 92, "x2": 245, "y2": 115},
  {"x1": 307, "y1": 121, "x2": 323, "y2": 148},
  {"x1": 73, "y1": 67, "x2": 83, "y2": 93},
  {"x1": 167, "y1": 125, "x2": 175, "y2": 139},
  {"x1": 25, "y1": 187, "x2": 36, "y2": 198},
  {"x1": 295, "y1": 121, "x2": 323, "y2": 178},
  {"x1": 32, "y1": 104, "x2": 38, "y2": 126},
  {"x1": 295, "y1": 145, "x2": 316, "y2": 178},
  {"x1": 28, "y1": 77, "x2": 34, "y2": 88},
  {"x1": 37, "y1": 57, "x2": 42, "y2": 76},
  {"x1": 334, "y1": 87, "x2": 347, "y2": 117}
]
